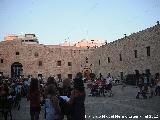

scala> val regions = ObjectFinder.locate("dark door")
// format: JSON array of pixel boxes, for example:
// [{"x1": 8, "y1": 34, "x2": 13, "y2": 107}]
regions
[{"x1": 11, "y1": 62, "x2": 23, "y2": 78}]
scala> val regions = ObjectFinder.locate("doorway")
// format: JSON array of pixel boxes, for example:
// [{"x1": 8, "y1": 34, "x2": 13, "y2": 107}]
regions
[{"x1": 11, "y1": 62, "x2": 23, "y2": 78}]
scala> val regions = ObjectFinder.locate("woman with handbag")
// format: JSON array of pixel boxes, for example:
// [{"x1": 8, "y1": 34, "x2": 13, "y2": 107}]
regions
[{"x1": 45, "y1": 84, "x2": 62, "y2": 120}]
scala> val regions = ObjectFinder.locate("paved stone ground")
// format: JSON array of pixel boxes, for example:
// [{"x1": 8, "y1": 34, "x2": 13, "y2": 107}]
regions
[
  {"x1": 1, "y1": 85, "x2": 160, "y2": 120},
  {"x1": 85, "y1": 85, "x2": 160, "y2": 120}
]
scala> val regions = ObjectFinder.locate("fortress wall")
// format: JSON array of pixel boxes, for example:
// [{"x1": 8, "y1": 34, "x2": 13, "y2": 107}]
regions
[{"x1": 91, "y1": 24, "x2": 160, "y2": 78}]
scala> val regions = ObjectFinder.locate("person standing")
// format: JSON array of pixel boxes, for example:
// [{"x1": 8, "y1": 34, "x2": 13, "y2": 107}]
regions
[
  {"x1": 45, "y1": 84, "x2": 61, "y2": 120},
  {"x1": 155, "y1": 73, "x2": 160, "y2": 96},
  {"x1": 28, "y1": 78, "x2": 41, "y2": 120},
  {"x1": 105, "y1": 74, "x2": 113, "y2": 97},
  {"x1": 68, "y1": 77, "x2": 86, "y2": 120}
]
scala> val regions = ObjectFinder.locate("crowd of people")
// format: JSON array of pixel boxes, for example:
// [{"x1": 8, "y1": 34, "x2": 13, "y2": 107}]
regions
[
  {"x1": 87, "y1": 73, "x2": 114, "y2": 97},
  {"x1": 136, "y1": 72, "x2": 160, "y2": 99},
  {"x1": 86, "y1": 71, "x2": 160, "y2": 99},
  {"x1": 0, "y1": 72, "x2": 86, "y2": 120},
  {"x1": 0, "y1": 71, "x2": 160, "y2": 120},
  {"x1": 0, "y1": 76, "x2": 30, "y2": 120}
]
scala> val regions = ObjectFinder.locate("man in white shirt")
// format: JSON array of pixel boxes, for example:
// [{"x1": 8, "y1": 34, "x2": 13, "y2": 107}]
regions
[{"x1": 105, "y1": 74, "x2": 113, "y2": 97}]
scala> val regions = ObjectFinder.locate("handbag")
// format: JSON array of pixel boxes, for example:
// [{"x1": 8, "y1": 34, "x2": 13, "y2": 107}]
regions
[{"x1": 58, "y1": 96, "x2": 73, "y2": 115}]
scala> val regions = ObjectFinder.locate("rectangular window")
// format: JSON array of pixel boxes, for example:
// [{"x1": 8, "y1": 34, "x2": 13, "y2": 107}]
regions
[
  {"x1": 134, "y1": 50, "x2": 137, "y2": 58},
  {"x1": 57, "y1": 74, "x2": 61, "y2": 79},
  {"x1": 35, "y1": 52, "x2": 39, "y2": 57},
  {"x1": 0, "y1": 72, "x2": 3, "y2": 76},
  {"x1": 1, "y1": 59, "x2": 3, "y2": 63},
  {"x1": 16, "y1": 52, "x2": 19, "y2": 55},
  {"x1": 38, "y1": 74, "x2": 43, "y2": 78},
  {"x1": 39, "y1": 61, "x2": 42, "y2": 66},
  {"x1": 145, "y1": 69, "x2": 150, "y2": 74},
  {"x1": 99, "y1": 60, "x2": 101, "y2": 66},
  {"x1": 68, "y1": 62, "x2": 72, "y2": 66},
  {"x1": 68, "y1": 74, "x2": 72, "y2": 79},
  {"x1": 119, "y1": 54, "x2": 122, "y2": 61},
  {"x1": 108, "y1": 57, "x2": 110, "y2": 63},
  {"x1": 57, "y1": 61, "x2": 61, "y2": 66},
  {"x1": 86, "y1": 57, "x2": 88, "y2": 63},
  {"x1": 146, "y1": 46, "x2": 150, "y2": 56}
]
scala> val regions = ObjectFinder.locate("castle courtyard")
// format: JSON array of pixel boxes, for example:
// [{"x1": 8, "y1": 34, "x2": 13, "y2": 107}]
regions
[{"x1": 1, "y1": 1, "x2": 160, "y2": 120}]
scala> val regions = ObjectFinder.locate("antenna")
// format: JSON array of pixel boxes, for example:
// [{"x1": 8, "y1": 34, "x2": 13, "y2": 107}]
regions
[{"x1": 67, "y1": 37, "x2": 70, "y2": 46}]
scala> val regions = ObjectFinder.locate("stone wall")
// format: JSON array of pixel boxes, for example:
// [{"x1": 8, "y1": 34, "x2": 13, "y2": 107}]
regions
[
  {"x1": 91, "y1": 24, "x2": 160, "y2": 78},
  {"x1": 0, "y1": 24, "x2": 160, "y2": 80},
  {"x1": 0, "y1": 40, "x2": 94, "y2": 79}
]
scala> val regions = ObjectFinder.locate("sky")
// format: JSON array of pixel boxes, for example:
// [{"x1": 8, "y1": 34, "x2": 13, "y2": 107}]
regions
[{"x1": 0, "y1": 0, "x2": 160, "y2": 45}]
